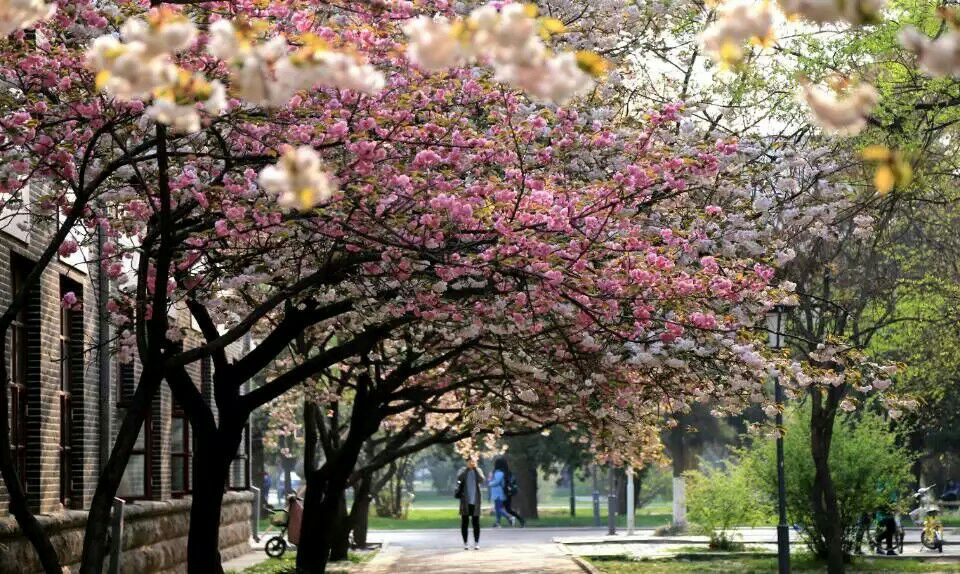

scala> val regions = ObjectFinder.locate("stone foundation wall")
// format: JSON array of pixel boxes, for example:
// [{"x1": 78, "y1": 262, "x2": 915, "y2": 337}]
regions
[{"x1": 0, "y1": 491, "x2": 254, "y2": 574}]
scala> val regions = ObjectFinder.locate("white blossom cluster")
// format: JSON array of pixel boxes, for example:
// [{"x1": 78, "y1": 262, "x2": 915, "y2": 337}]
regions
[
  {"x1": 701, "y1": 0, "x2": 775, "y2": 67},
  {"x1": 0, "y1": 0, "x2": 54, "y2": 37},
  {"x1": 403, "y1": 3, "x2": 600, "y2": 104},
  {"x1": 207, "y1": 20, "x2": 385, "y2": 107},
  {"x1": 87, "y1": 13, "x2": 225, "y2": 133},
  {"x1": 777, "y1": 0, "x2": 885, "y2": 26},
  {"x1": 87, "y1": 15, "x2": 194, "y2": 101},
  {"x1": 900, "y1": 26, "x2": 960, "y2": 77},
  {"x1": 258, "y1": 146, "x2": 337, "y2": 211},
  {"x1": 799, "y1": 79, "x2": 878, "y2": 135}
]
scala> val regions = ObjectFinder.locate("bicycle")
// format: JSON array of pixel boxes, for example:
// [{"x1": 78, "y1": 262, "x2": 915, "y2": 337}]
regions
[
  {"x1": 909, "y1": 485, "x2": 944, "y2": 553},
  {"x1": 262, "y1": 506, "x2": 291, "y2": 558}
]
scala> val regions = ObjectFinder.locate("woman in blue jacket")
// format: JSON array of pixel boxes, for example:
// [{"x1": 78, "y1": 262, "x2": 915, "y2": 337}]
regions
[{"x1": 489, "y1": 458, "x2": 512, "y2": 527}]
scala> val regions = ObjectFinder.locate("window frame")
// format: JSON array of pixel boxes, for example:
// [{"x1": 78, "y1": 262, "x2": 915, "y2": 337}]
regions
[
  {"x1": 9, "y1": 258, "x2": 30, "y2": 492},
  {"x1": 170, "y1": 401, "x2": 191, "y2": 497},
  {"x1": 58, "y1": 277, "x2": 82, "y2": 507}
]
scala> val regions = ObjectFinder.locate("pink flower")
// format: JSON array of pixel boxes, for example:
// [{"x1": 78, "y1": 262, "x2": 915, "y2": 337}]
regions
[
  {"x1": 413, "y1": 149, "x2": 441, "y2": 169},
  {"x1": 61, "y1": 291, "x2": 79, "y2": 309},
  {"x1": 58, "y1": 240, "x2": 79, "y2": 257}
]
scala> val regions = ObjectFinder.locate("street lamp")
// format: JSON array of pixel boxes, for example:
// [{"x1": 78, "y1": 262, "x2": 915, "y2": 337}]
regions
[{"x1": 766, "y1": 303, "x2": 795, "y2": 574}]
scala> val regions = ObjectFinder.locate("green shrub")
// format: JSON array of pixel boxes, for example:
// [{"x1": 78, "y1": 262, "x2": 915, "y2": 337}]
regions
[
  {"x1": 739, "y1": 405, "x2": 913, "y2": 558},
  {"x1": 686, "y1": 460, "x2": 772, "y2": 549}
]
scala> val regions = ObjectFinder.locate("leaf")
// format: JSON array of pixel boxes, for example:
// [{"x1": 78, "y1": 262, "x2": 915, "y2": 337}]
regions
[
  {"x1": 540, "y1": 17, "x2": 566, "y2": 35},
  {"x1": 861, "y1": 145, "x2": 891, "y2": 161},
  {"x1": 874, "y1": 165, "x2": 895, "y2": 195}
]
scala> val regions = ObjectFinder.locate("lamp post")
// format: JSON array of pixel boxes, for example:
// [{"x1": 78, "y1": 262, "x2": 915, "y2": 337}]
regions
[{"x1": 766, "y1": 303, "x2": 795, "y2": 574}]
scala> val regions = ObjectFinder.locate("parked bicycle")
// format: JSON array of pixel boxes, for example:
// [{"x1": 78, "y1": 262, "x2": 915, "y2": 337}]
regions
[
  {"x1": 909, "y1": 485, "x2": 944, "y2": 553},
  {"x1": 262, "y1": 495, "x2": 304, "y2": 558}
]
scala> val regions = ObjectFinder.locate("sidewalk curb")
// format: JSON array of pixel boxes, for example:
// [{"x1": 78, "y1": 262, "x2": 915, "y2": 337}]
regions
[{"x1": 570, "y1": 556, "x2": 601, "y2": 574}]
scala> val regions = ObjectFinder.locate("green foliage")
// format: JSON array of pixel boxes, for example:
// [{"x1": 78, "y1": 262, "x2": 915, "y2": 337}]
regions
[
  {"x1": 685, "y1": 461, "x2": 772, "y2": 549},
  {"x1": 585, "y1": 554, "x2": 960, "y2": 574},
  {"x1": 739, "y1": 405, "x2": 913, "y2": 558}
]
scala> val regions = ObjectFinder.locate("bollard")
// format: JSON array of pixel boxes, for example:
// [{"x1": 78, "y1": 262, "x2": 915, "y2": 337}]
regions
[
  {"x1": 607, "y1": 463, "x2": 617, "y2": 535},
  {"x1": 592, "y1": 464, "x2": 601, "y2": 527},
  {"x1": 250, "y1": 486, "x2": 261, "y2": 542},
  {"x1": 107, "y1": 497, "x2": 125, "y2": 574}
]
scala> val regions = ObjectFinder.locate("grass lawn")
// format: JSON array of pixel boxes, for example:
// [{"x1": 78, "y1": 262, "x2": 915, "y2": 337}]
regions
[
  {"x1": 253, "y1": 505, "x2": 671, "y2": 534},
  {"x1": 366, "y1": 507, "x2": 672, "y2": 529},
  {"x1": 586, "y1": 555, "x2": 960, "y2": 574}
]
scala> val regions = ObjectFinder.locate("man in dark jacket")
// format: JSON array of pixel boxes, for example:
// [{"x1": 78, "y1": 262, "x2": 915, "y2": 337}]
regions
[{"x1": 455, "y1": 458, "x2": 485, "y2": 550}]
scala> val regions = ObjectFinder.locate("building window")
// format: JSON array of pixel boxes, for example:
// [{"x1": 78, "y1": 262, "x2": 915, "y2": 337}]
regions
[
  {"x1": 9, "y1": 258, "x2": 31, "y2": 492},
  {"x1": 117, "y1": 407, "x2": 151, "y2": 499},
  {"x1": 171, "y1": 401, "x2": 191, "y2": 496},
  {"x1": 59, "y1": 277, "x2": 82, "y2": 507},
  {"x1": 116, "y1": 357, "x2": 152, "y2": 499},
  {"x1": 117, "y1": 360, "x2": 136, "y2": 406}
]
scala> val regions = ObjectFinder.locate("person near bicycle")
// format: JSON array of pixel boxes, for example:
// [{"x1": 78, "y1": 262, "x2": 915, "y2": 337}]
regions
[{"x1": 874, "y1": 505, "x2": 898, "y2": 555}]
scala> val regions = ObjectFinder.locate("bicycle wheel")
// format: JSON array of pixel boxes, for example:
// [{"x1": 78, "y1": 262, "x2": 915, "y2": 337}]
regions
[
  {"x1": 897, "y1": 530, "x2": 904, "y2": 554},
  {"x1": 265, "y1": 536, "x2": 287, "y2": 558},
  {"x1": 921, "y1": 530, "x2": 938, "y2": 550}
]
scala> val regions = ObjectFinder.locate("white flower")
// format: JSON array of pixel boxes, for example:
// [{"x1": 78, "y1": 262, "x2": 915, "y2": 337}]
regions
[
  {"x1": 285, "y1": 49, "x2": 386, "y2": 95},
  {"x1": 901, "y1": 27, "x2": 960, "y2": 77},
  {"x1": 518, "y1": 388, "x2": 539, "y2": 402},
  {"x1": 800, "y1": 80, "x2": 878, "y2": 135},
  {"x1": 403, "y1": 16, "x2": 466, "y2": 72},
  {"x1": 146, "y1": 79, "x2": 225, "y2": 133},
  {"x1": 872, "y1": 378, "x2": 892, "y2": 391},
  {"x1": 776, "y1": 248, "x2": 797, "y2": 265},
  {"x1": 763, "y1": 404, "x2": 779, "y2": 418},
  {"x1": 121, "y1": 14, "x2": 196, "y2": 56},
  {"x1": 402, "y1": 3, "x2": 600, "y2": 104},
  {"x1": 0, "y1": 0, "x2": 55, "y2": 37},
  {"x1": 207, "y1": 19, "x2": 241, "y2": 60},
  {"x1": 702, "y1": 0, "x2": 775, "y2": 67},
  {"x1": 259, "y1": 146, "x2": 337, "y2": 211},
  {"x1": 839, "y1": 398, "x2": 857, "y2": 412},
  {"x1": 778, "y1": 0, "x2": 885, "y2": 26},
  {"x1": 87, "y1": 36, "x2": 179, "y2": 101}
]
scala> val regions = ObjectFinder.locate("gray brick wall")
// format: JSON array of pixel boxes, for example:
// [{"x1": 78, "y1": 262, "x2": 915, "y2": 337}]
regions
[
  {"x1": 0, "y1": 215, "x2": 103, "y2": 514},
  {"x1": 1, "y1": 224, "x2": 252, "y2": 519}
]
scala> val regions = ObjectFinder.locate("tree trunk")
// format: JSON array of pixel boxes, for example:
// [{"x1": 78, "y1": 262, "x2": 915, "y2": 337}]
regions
[
  {"x1": 511, "y1": 457, "x2": 539, "y2": 519},
  {"x1": 80, "y1": 373, "x2": 162, "y2": 573},
  {"x1": 305, "y1": 401, "x2": 319, "y2": 473},
  {"x1": 297, "y1": 382, "x2": 380, "y2": 574},
  {"x1": 186, "y1": 431, "x2": 237, "y2": 574},
  {"x1": 329, "y1": 494, "x2": 350, "y2": 562},
  {"x1": 0, "y1": 354, "x2": 61, "y2": 573},
  {"x1": 350, "y1": 475, "x2": 372, "y2": 548},
  {"x1": 810, "y1": 386, "x2": 845, "y2": 574}
]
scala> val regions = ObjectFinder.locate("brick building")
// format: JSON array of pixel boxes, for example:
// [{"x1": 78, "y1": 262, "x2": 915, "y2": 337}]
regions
[{"x1": 0, "y1": 195, "x2": 254, "y2": 572}]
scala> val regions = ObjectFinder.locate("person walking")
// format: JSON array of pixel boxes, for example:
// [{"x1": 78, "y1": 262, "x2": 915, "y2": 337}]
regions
[
  {"x1": 488, "y1": 458, "x2": 511, "y2": 527},
  {"x1": 261, "y1": 471, "x2": 272, "y2": 509},
  {"x1": 500, "y1": 458, "x2": 526, "y2": 527},
  {"x1": 455, "y1": 457, "x2": 484, "y2": 550}
]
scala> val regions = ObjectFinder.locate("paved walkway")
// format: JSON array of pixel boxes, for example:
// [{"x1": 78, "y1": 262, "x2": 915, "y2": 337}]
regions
[
  {"x1": 364, "y1": 527, "x2": 593, "y2": 573},
  {"x1": 365, "y1": 543, "x2": 583, "y2": 573}
]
